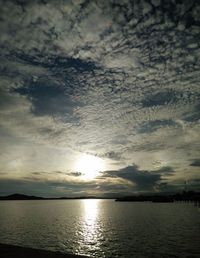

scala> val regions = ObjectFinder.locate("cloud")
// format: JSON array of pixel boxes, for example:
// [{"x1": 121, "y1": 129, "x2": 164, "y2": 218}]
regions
[
  {"x1": 0, "y1": 175, "x2": 134, "y2": 197},
  {"x1": 190, "y1": 159, "x2": 200, "y2": 167},
  {"x1": 102, "y1": 165, "x2": 162, "y2": 191},
  {"x1": 67, "y1": 172, "x2": 82, "y2": 177},
  {"x1": 156, "y1": 166, "x2": 174, "y2": 175},
  {"x1": 137, "y1": 119, "x2": 179, "y2": 134},
  {"x1": 0, "y1": 0, "x2": 200, "y2": 195},
  {"x1": 15, "y1": 79, "x2": 81, "y2": 121},
  {"x1": 0, "y1": 177, "x2": 97, "y2": 197},
  {"x1": 183, "y1": 104, "x2": 200, "y2": 122},
  {"x1": 102, "y1": 151, "x2": 122, "y2": 161},
  {"x1": 142, "y1": 90, "x2": 180, "y2": 108}
]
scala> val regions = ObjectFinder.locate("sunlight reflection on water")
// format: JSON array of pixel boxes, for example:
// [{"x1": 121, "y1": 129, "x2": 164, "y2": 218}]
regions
[{"x1": 76, "y1": 199, "x2": 104, "y2": 257}]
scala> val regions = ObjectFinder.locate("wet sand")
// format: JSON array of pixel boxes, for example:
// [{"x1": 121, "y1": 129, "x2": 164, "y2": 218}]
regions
[{"x1": 0, "y1": 243, "x2": 89, "y2": 258}]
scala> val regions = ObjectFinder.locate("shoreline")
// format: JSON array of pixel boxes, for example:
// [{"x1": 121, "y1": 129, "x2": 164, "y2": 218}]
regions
[{"x1": 0, "y1": 243, "x2": 89, "y2": 258}]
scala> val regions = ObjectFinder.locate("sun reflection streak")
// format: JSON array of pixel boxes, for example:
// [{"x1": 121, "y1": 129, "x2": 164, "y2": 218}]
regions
[
  {"x1": 77, "y1": 199, "x2": 103, "y2": 256},
  {"x1": 82, "y1": 199, "x2": 99, "y2": 243}
]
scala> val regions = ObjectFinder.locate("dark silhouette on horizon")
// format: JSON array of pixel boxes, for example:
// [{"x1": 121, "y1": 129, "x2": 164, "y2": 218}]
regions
[
  {"x1": 0, "y1": 191, "x2": 200, "y2": 204},
  {"x1": 0, "y1": 193, "x2": 110, "y2": 200},
  {"x1": 115, "y1": 191, "x2": 200, "y2": 204}
]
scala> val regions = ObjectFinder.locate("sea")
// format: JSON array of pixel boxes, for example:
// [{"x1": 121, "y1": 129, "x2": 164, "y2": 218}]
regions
[{"x1": 0, "y1": 199, "x2": 199, "y2": 258}]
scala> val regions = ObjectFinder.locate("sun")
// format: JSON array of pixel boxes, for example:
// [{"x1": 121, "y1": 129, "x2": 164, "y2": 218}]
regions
[{"x1": 75, "y1": 154, "x2": 104, "y2": 179}]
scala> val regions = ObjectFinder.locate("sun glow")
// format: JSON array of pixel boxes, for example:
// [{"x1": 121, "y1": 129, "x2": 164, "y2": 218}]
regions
[{"x1": 75, "y1": 154, "x2": 104, "y2": 179}]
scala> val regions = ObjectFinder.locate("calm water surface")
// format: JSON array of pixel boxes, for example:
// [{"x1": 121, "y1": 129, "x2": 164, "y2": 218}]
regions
[{"x1": 0, "y1": 200, "x2": 199, "y2": 257}]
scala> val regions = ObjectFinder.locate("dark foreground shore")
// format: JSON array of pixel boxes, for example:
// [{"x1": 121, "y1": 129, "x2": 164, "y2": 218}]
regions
[{"x1": 0, "y1": 243, "x2": 89, "y2": 258}]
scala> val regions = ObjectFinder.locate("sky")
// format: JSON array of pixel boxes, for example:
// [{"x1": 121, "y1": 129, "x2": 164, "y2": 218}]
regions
[{"x1": 0, "y1": 0, "x2": 200, "y2": 197}]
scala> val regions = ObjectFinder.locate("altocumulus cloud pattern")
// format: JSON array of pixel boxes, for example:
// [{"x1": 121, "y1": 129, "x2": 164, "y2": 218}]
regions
[{"x1": 0, "y1": 0, "x2": 200, "y2": 197}]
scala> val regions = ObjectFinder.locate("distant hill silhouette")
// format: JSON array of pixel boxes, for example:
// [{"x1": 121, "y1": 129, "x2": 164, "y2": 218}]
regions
[
  {"x1": 0, "y1": 193, "x2": 111, "y2": 200},
  {"x1": 115, "y1": 191, "x2": 200, "y2": 203},
  {"x1": 0, "y1": 191, "x2": 200, "y2": 203},
  {"x1": 0, "y1": 193, "x2": 44, "y2": 200}
]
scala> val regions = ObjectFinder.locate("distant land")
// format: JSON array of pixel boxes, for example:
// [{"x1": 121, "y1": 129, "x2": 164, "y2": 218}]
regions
[
  {"x1": 0, "y1": 193, "x2": 44, "y2": 200},
  {"x1": 0, "y1": 192, "x2": 200, "y2": 203},
  {"x1": 0, "y1": 193, "x2": 111, "y2": 200},
  {"x1": 115, "y1": 191, "x2": 200, "y2": 203}
]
